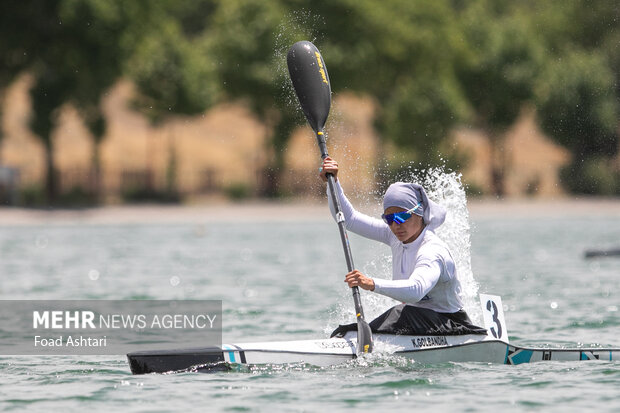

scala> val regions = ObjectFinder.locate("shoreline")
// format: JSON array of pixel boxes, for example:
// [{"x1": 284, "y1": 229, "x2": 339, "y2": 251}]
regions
[{"x1": 1, "y1": 197, "x2": 619, "y2": 225}]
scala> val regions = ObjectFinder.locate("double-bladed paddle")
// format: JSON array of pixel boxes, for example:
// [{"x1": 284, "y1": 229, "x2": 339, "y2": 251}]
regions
[{"x1": 287, "y1": 40, "x2": 373, "y2": 355}]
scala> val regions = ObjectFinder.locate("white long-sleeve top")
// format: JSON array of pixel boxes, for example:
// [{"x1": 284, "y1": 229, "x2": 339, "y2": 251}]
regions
[{"x1": 328, "y1": 181, "x2": 464, "y2": 313}]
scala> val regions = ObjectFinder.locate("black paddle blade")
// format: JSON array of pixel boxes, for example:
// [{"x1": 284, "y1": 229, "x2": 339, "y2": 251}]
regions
[
  {"x1": 357, "y1": 318, "x2": 373, "y2": 355},
  {"x1": 287, "y1": 40, "x2": 332, "y2": 133}
]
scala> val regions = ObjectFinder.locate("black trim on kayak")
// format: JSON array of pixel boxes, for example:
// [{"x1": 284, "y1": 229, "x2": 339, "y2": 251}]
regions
[
  {"x1": 127, "y1": 347, "x2": 226, "y2": 374},
  {"x1": 127, "y1": 346, "x2": 356, "y2": 374},
  {"x1": 231, "y1": 344, "x2": 247, "y2": 364}
]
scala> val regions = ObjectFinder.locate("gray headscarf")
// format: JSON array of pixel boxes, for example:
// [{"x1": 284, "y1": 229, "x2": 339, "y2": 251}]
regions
[{"x1": 383, "y1": 182, "x2": 446, "y2": 231}]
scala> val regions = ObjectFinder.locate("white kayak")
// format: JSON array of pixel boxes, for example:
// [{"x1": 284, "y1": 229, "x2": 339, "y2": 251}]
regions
[{"x1": 127, "y1": 295, "x2": 619, "y2": 374}]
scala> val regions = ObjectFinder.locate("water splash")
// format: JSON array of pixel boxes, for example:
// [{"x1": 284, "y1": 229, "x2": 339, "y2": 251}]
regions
[
  {"x1": 274, "y1": 10, "x2": 326, "y2": 113},
  {"x1": 420, "y1": 165, "x2": 481, "y2": 323},
  {"x1": 344, "y1": 352, "x2": 419, "y2": 370}
]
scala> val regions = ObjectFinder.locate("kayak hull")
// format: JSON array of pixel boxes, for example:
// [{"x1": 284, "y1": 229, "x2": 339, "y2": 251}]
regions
[{"x1": 127, "y1": 332, "x2": 619, "y2": 374}]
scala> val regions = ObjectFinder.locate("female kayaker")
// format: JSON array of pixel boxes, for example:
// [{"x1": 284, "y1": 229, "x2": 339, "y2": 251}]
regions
[{"x1": 319, "y1": 157, "x2": 485, "y2": 336}]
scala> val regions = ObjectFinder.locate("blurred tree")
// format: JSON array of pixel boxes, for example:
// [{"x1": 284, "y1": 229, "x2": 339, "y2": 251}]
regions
[
  {"x1": 0, "y1": 0, "x2": 153, "y2": 204},
  {"x1": 530, "y1": 1, "x2": 619, "y2": 53},
  {"x1": 455, "y1": 1, "x2": 544, "y2": 196},
  {"x1": 3, "y1": 0, "x2": 618, "y2": 201},
  {"x1": 128, "y1": 4, "x2": 219, "y2": 125},
  {"x1": 126, "y1": 2, "x2": 220, "y2": 200},
  {"x1": 528, "y1": 0, "x2": 619, "y2": 194},
  {"x1": 201, "y1": 0, "x2": 471, "y2": 195},
  {"x1": 204, "y1": 0, "x2": 306, "y2": 196},
  {"x1": 312, "y1": 0, "x2": 470, "y2": 171},
  {"x1": 29, "y1": 70, "x2": 71, "y2": 202},
  {"x1": 535, "y1": 50, "x2": 618, "y2": 194},
  {"x1": 58, "y1": 0, "x2": 146, "y2": 203},
  {"x1": 0, "y1": 0, "x2": 216, "y2": 204},
  {"x1": 4, "y1": 0, "x2": 74, "y2": 203},
  {"x1": 0, "y1": 1, "x2": 33, "y2": 147}
]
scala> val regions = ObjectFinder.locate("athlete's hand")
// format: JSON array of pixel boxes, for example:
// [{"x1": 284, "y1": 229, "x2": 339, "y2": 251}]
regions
[
  {"x1": 319, "y1": 157, "x2": 338, "y2": 182},
  {"x1": 344, "y1": 270, "x2": 375, "y2": 291}
]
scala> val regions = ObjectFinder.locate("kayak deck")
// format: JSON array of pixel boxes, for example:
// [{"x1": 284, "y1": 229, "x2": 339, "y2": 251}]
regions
[{"x1": 127, "y1": 332, "x2": 620, "y2": 374}]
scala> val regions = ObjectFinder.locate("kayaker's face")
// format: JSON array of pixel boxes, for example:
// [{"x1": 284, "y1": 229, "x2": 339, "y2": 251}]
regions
[{"x1": 384, "y1": 206, "x2": 424, "y2": 244}]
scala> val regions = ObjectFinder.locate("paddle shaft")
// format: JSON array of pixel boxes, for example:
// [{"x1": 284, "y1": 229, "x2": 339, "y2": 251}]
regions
[
  {"x1": 287, "y1": 40, "x2": 372, "y2": 353},
  {"x1": 316, "y1": 130, "x2": 367, "y2": 323}
]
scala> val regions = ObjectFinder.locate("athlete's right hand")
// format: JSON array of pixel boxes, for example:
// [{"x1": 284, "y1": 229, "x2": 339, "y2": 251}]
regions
[
  {"x1": 319, "y1": 157, "x2": 338, "y2": 182},
  {"x1": 344, "y1": 270, "x2": 375, "y2": 291}
]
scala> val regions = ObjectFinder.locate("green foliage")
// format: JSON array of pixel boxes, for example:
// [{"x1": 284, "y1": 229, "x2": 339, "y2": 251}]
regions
[
  {"x1": 314, "y1": 0, "x2": 469, "y2": 166},
  {"x1": 208, "y1": 0, "x2": 288, "y2": 104},
  {"x1": 457, "y1": 1, "x2": 544, "y2": 133},
  {"x1": 0, "y1": 1, "x2": 34, "y2": 141},
  {"x1": 379, "y1": 74, "x2": 470, "y2": 165},
  {"x1": 224, "y1": 182, "x2": 251, "y2": 200},
  {"x1": 19, "y1": 183, "x2": 46, "y2": 207},
  {"x1": 464, "y1": 182, "x2": 485, "y2": 198},
  {"x1": 1, "y1": 0, "x2": 158, "y2": 203},
  {"x1": 29, "y1": 72, "x2": 70, "y2": 147},
  {"x1": 528, "y1": 1, "x2": 620, "y2": 53},
  {"x1": 203, "y1": 0, "x2": 308, "y2": 194},
  {"x1": 450, "y1": 1, "x2": 547, "y2": 195},
  {"x1": 535, "y1": 50, "x2": 618, "y2": 158},
  {"x1": 317, "y1": 0, "x2": 463, "y2": 95},
  {"x1": 560, "y1": 157, "x2": 620, "y2": 196},
  {"x1": 57, "y1": 186, "x2": 97, "y2": 207},
  {"x1": 120, "y1": 187, "x2": 181, "y2": 204},
  {"x1": 128, "y1": 23, "x2": 219, "y2": 124},
  {"x1": 2, "y1": 0, "x2": 620, "y2": 200},
  {"x1": 527, "y1": 0, "x2": 620, "y2": 195}
]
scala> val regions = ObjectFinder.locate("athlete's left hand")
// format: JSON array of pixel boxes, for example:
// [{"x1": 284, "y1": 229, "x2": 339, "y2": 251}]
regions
[{"x1": 344, "y1": 270, "x2": 375, "y2": 291}]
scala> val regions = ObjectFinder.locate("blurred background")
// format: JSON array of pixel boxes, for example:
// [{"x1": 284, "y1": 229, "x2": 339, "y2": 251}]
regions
[{"x1": 0, "y1": 0, "x2": 618, "y2": 207}]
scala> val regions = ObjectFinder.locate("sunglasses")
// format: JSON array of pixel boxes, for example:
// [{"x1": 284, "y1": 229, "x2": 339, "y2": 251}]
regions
[{"x1": 381, "y1": 203, "x2": 422, "y2": 225}]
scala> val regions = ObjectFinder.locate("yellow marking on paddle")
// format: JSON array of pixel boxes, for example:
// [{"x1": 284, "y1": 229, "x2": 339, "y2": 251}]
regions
[
  {"x1": 363, "y1": 344, "x2": 370, "y2": 353},
  {"x1": 356, "y1": 313, "x2": 361, "y2": 317},
  {"x1": 314, "y1": 52, "x2": 328, "y2": 84}
]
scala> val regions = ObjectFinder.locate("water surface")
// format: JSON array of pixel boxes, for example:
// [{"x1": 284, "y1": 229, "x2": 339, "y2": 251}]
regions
[{"x1": 0, "y1": 210, "x2": 618, "y2": 412}]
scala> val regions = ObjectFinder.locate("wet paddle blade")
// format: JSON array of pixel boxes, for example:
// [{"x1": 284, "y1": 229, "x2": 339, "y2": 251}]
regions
[
  {"x1": 357, "y1": 316, "x2": 374, "y2": 355},
  {"x1": 287, "y1": 40, "x2": 332, "y2": 133}
]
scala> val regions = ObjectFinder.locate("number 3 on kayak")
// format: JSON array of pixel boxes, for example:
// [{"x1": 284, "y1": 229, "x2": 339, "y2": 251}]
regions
[{"x1": 480, "y1": 294, "x2": 508, "y2": 343}]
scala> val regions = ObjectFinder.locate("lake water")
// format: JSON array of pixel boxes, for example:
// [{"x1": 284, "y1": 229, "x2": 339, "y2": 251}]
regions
[{"x1": 0, "y1": 203, "x2": 618, "y2": 412}]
